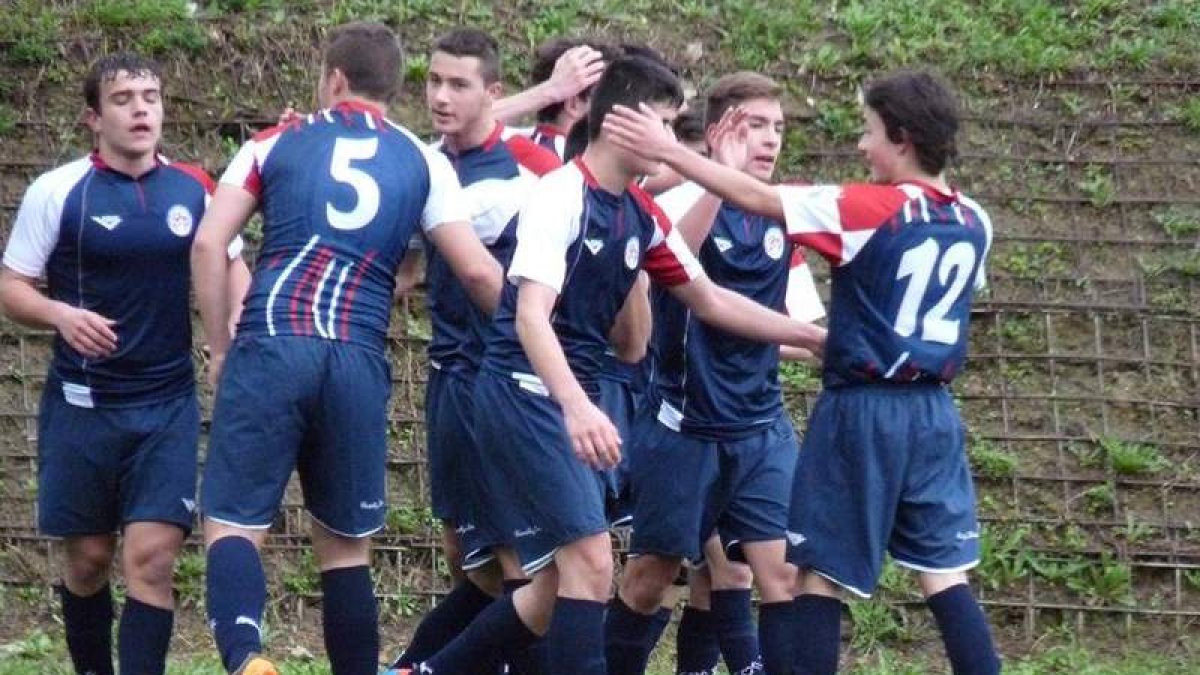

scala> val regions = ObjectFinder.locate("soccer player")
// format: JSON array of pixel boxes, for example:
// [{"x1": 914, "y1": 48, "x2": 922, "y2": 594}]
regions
[
  {"x1": 0, "y1": 53, "x2": 250, "y2": 675},
  {"x1": 386, "y1": 27, "x2": 561, "y2": 672},
  {"x1": 603, "y1": 69, "x2": 1001, "y2": 675},
  {"x1": 412, "y1": 55, "x2": 825, "y2": 675},
  {"x1": 606, "y1": 71, "x2": 826, "y2": 675},
  {"x1": 191, "y1": 22, "x2": 502, "y2": 675}
]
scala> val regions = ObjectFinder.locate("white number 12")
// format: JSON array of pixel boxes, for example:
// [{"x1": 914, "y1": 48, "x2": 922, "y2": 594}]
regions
[{"x1": 893, "y1": 238, "x2": 976, "y2": 345}]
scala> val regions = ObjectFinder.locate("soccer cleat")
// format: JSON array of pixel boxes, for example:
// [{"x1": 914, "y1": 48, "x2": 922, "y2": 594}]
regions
[{"x1": 234, "y1": 654, "x2": 279, "y2": 675}]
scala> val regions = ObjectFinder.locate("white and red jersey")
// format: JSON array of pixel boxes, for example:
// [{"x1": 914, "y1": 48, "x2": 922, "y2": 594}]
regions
[
  {"x1": 777, "y1": 182, "x2": 992, "y2": 386},
  {"x1": 481, "y1": 157, "x2": 703, "y2": 397}
]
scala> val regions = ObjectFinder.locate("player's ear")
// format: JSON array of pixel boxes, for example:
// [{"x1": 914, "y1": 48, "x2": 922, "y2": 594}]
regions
[
  {"x1": 83, "y1": 106, "x2": 102, "y2": 134},
  {"x1": 486, "y1": 80, "x2": 503, "y2": 100},
  {"x1": 328, "y1": 67, "x2": 350, "y2": 98}
]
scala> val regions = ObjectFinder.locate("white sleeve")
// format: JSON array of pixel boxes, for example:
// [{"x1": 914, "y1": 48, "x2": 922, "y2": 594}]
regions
[
  {"x1": 3, "y1": 174, "x2": 66, "y2": 278},
  {"x1": 785, "y1": 255, "x2": 825, "y2": 322},
  {"x1": 219, "y1": 138, "x2": 263, "y2": 195},
  {"x1": 420, "y1": 147, "x2": 471, "y2": 233},
  {"x1": 507, "y1": 174, "x2": 582, "y2": 293},
  {"x1": 654, "y1": 181, "x2": 706, "y2": 223},
  {"x1": 226, "y1": 235, "x2": 245, "y2": 260}
]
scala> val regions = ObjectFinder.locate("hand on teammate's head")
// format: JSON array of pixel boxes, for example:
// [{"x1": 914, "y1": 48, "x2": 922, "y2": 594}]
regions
[
  {"x1": 707, "y1": 105, "x2": 751, "y2": 169},
  {"x1": 547, "y1": 46, "x2": 607, "y2": 102},
  {"x1": 602, "y1": 102, "x2": 676, "y2": 162}
]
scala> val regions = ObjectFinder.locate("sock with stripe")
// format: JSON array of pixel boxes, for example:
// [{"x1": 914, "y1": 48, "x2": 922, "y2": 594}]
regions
[{"x1": 206, "y1": 537, "x2": 267, "y2": 673}]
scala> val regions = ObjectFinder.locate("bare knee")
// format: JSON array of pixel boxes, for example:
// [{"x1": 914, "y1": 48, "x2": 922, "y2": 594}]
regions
[
  {"x1": 122, "y1": 523, "x2": 185, "y2": 607},
  {"x1": 620, "y1": 554, "x2": 681, "y2": 613},
  {"x1": 555, "y1": 534, "x2": 614, "y2": 602},
  {"x1": 63, "y1": 535, "x2": 117, "y2": 595},
  {"x1": 919, "y1": 571, "x2": 968, "y2": 598}
]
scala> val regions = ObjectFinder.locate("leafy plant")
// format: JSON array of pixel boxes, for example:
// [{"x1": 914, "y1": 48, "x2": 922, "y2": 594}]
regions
[
  {"x1": 282, "y1": 550, "x2": 319, "y2": 596},
  {"x1": 173, "y1": 551, "x2": 206, "y2": 608},
  {"x1": 1099, "y1": 436, "x2": 1167, "y2": 476},
  {"x1": 969, "y1": 436, "x2": 1019, "y2": 479},
  {"x1": 976, "y1": 525, "x2": 1033, "y2": 591},
  {"x1": 1081, "y1": 482, "x2": 1116, "y2": 514},
  {"x1": 1066, "y1": 554, "x2": 1133, "y2": 606},
  {"x1": 848, "y1": 598, "x2": 904, "y2": 651},
  {"x1": 1152, "y1": 206, "x2": 1200, "y2": 238},
  {"x1": 1077, "y1": 165, "x2": 1115, "y2": 208}
]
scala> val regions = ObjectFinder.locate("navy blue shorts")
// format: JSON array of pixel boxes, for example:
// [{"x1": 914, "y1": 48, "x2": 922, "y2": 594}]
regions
[
  {"x1": 628, "y1": 407, "x2": 797, "y2": 564},
  {"x1": 597, "y1": 375, "x2": 637, "y2": 527},
  {"x1": 471, "y1": 370, "x2": 609, "y2": 574},
  {"x1": 201, "y1": 336, "x2": 390, "y2": 538},
  {"x1": 37, "y1": 386, "x2": 199, "y2": 537},
  {"x1": 426, "y1": 365, "x2": 502, "y2": 569},
  {"x1": 787, "y1": 384, "x2": 981, "y2": 597}
]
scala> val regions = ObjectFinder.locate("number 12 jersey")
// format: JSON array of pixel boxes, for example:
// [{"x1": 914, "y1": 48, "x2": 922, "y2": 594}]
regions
[{"x1": 778, "y1": 181, "x2": 992, "y2": 387}]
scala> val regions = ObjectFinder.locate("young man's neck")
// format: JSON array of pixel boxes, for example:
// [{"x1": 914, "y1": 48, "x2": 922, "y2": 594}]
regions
[
  {"x1": 96, "y1": 142, "x2": 157, "y2": 178},
  {"x1": 444, "y1": 115, "x2": 497, "y2": 153},
  {"x1": 891, "y1": 167, "x2": 952, "y2": 193},
  {"x1": 580, "y1": 140, "x2": 636, "y2": 194},
  {"x1": 325, "y1": 93, "x2": 388, "y2": 115}
]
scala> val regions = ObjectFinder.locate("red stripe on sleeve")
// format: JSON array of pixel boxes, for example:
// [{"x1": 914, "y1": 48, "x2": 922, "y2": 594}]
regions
[
  {"x1": 168, "y1": 162, "x2": 216, "y2": 195},
  {"x1": 505, "y1": 136, "x2": 562, "y2": 176}
]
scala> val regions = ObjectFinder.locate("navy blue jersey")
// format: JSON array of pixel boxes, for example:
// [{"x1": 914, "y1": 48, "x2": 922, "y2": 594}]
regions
[
  {"x1": 651, "y1": 182, "x2": 825, "y2": 440},
  {"x1": 222, "y1": 102, "x2": 467, "y2": 354},
  {"x1": 4, "y1": 153, "x2": 220, "y2": 407},
  {"x1": 778, "y1": 182, "x2": 992, "y2": 387},
  {"x1": 480, "y1": 158, "x2": 702, "y2": 396},
  {"x1": 426, "y1": 124, "x2": 560, "y2": 373}
]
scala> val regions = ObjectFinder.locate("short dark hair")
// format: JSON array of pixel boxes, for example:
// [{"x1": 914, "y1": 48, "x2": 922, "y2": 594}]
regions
[
  {"x1": 704, "y1": 72, "x2": 781, "y2": 127},
  {"x1": 530, "y1": 37, "x2": 621, "y2": 123},
  {"x1": 672, "y1": 105, "x2": 706, "y2": 146},
  {"x1": 863, "y1": 70, "x2": 960, "y2": 175},
  {"x1": 587, "y1": 55, "x2": 683, "y2": 142},
  {"x1": 324, "y1": 22, "x2": 404, "y2": 104},
  {"x1": 432, "y1": 28, "x2": 501, "y2": 84},
  {"x1": 83, "y1": 53, "x2": 161, "y2": 110},
  {"x1": 618, "y1": 43, "x2": 679, "y2": 76},
  {"x1": 563, "y1": 117, "x2": 589, "y2": 161}
]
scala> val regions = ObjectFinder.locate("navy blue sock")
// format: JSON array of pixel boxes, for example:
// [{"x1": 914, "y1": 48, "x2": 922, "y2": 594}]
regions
[
  {"x1": 792, "y1": 595, "x2": 842, "y2": 675},
  {"x1": 392, "y1": 580, "x2": 493, "y2": 668},
  {"x1": 926, "y1": 584, "x2": 1001, "y2": 675},
  {"x1": 545, "y1": 597, "x2": 606, "y2": 675},
  {"x1": 758, "y1": 601, "x2": 796, "y2": 675},
  {"x1": 60, "y1": 584, "x2": 115, "y2": 675},
  {"x1": 321, "y1": 566, "x2": 379, "y2": 675},
  {"x1": 118, "y1": 596, "x2": 173, "y2": 675},
  {"x1": 711, "y1": 589, "x2": 759, "y2": 674},
  {"x1": 675, "y1": 606, "x2": 719, "y2": 675},
  {"x1": 422, "y1": 593, "x2": 537, "y2": 674},
  {"x1": 206, "y1": 537, "x2": 267, "y2": 673},
  {"x1": 604, "y1": 596, "x2": 671, "y2": 675},
  {"x1": 502, "y1": 580, "x2": 545, "y2": 675}
]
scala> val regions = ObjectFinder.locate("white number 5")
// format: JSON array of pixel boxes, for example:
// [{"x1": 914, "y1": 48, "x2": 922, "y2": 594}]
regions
[
  {"x1": 326, "y1": 137, "x2": 380, "y2": 230},
  {"x1": 894, "y1": 238, "x2": 977, "y2": 345}
]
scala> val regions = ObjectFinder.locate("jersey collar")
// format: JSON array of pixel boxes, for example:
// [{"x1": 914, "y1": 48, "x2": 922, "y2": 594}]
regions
[
  {"x1": 898, "y1": 179, "x2": 958, "y2": 204},
  {"x1": 89, "y1": 150, "x2": 163, "y2": 179},
  {"x1": 331, "y1": 100, "x2": 385, "y2": 119}
]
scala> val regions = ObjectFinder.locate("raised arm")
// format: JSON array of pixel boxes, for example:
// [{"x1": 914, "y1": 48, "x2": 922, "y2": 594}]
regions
[
  {"x1": 667, "y1": 275, "x2": 825, "y2": 355},
  {"x1": 493, "y1": 46, "x2": 606, "y2": 124},
  {"x1": 604, "y1": 103, "x2": 785, "y2": 222}
]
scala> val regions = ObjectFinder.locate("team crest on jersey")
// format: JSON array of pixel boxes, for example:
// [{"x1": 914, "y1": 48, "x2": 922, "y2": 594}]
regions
[
  {"x1": 166, "y1": 204, "x2": 194, "y2": 237},
  {"x1": 624, "y1": 236, "x2": 640, "y2": 269},
  {"x1": 763, "y1": 226, "x2": 785, "y2": 260}
]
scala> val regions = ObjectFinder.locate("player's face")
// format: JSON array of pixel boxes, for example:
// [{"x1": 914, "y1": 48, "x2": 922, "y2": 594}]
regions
[
  {"x1": 858, "y1": 106, "x2": 903, "y2": 184},
  {"x1": 85, "y1": 71, "x2": 163, "y2": 160},
  {"x1": 426, "y1": 52, "x2": 497, "y2": 138},
  {"x1": 738, "y1": 97, "x2": 785, "y2": 181}
]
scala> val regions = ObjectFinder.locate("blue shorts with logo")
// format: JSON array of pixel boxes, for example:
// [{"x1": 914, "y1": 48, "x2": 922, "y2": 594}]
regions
[
  {"x1": 201, "y1": 336, "x2": 391, "y2": 538},
  {"x1": 426, "y1": 364, "x2": 503, "y2": 569},
  {"x1": 787, "y1": 383, "x2": 981, "y2": 598},
  {"x1": 471, "y1": 370, "x2": 610, "y2": 574},
  {"x1": 628, "y1": 407, "x2": 797, "y2": 564},
  {"x1": 37, "y1": 386, "x2": 199, "y2": 537}
]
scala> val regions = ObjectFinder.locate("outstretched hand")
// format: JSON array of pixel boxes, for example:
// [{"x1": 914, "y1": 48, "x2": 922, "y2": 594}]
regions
[
  {"x1": 602, "y1": 103, "x2": 678, "y2": 163},
  {"x1": 707, "y1": 105, "x2": 750, "y2": 169}
]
